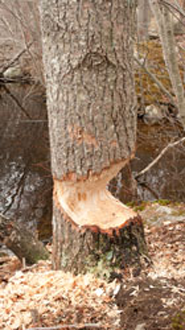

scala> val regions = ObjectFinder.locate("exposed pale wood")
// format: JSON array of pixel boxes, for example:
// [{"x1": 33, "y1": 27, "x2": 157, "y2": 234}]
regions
[
  {"x1": 52, "y1": 201, "x2": 147, "y2": 274},
  {"x1": 54, "y1": 159, "x2": 136, "y2": 231}
]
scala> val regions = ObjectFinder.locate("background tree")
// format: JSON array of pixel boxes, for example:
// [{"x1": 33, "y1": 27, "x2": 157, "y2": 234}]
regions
[
  {"x1": 0, "y1": 0, "x2": 44, "y2": 84},
  {"x1": 39, "y1": 0, "x2": 147, "y2": 276},
  {"x1": 149, "y1": 0, "x2": 185, "y2": 128},
  {"x1": 137, "y1": 0, "x2": 152, "y2": 41}
]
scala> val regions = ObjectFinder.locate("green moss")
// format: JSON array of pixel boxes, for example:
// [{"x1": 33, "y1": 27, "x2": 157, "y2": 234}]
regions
[
  {"x1": 172, "y1": 310, "x2": 185, "y2": 330},
  {"x1": 126, "y1": 201, "x2": 148, "y2": 212},
  {"x1": 134, "y1": 205, "x2": 146, "y2": 212},
  {"x1": 84, "y1": 252, "x2": 116, "y2": 280},
  {"x1": 126, "y1": 201, "x2": 136, "y2": 208},
  {"x1": 0, "y1": 252, "x2": 7, "y2": 258},
  {"x1": 152, "y1": 199, "x2": 171, "y2": 206}
]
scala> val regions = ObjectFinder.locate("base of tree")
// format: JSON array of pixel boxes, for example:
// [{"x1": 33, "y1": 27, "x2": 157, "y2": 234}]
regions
[
  {"x1": 52, "y1": 203, "x2": 148, "y2": 278},
  {"x1": 52, "y1": 162, "x2": 149, "y2": 278}
]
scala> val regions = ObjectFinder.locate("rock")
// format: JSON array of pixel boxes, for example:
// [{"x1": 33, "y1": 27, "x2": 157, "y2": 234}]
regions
[
  {"x1": 141, "y1": 203, "x2": 185, "y2": 227},
  {"x1": 3, "y1": 66, "x2": 22, "y2": 79},
  {"x1": 143, "y1": 104, "x2": 163, "y2": 125},
  {"x1": 135, "y1": 323, "x2": 146, "y2": 330},
  {"x1": 156, "y1": 206, "x2": 173, "y2": 215}
]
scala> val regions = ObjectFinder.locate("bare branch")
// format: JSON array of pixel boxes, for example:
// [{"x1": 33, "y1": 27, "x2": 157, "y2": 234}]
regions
[
  {"x1": 134, "y1": 55, "x2": 176, "y2": 107},
  {"x1": 161, "y1": 0, "x2": 185, "y2": 18},
  {"x1": 135, "y1": 136, "x2": 185, "y2": 179},
  {"x1": 1, "y1": 41, "x2": 33, "y2": 74},
  {"x1": 2, "y1": 85, "x2": 32, "y2": 119}
]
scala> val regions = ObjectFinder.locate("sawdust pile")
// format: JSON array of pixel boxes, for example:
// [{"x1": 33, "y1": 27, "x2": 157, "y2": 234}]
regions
[{"x1": 0, "y1": 260, "x2": 120, "y2": 330}]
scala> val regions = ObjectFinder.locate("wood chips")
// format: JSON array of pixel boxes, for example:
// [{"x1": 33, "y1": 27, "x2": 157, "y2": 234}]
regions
[{"x1": 0, "y1": 260, "x2": 121, "y2": 330}]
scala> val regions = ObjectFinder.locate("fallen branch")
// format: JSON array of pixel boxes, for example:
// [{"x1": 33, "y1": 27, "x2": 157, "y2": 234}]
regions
[
  {"x1": 135, "y1": 136, "x2": 185, "y2": 179},
  {"x1": 25, "y1": 324, "x2": 102, "y2": 330},
  {"x1": 0, "y1": 213, "x2": 49, "y2": 265}
]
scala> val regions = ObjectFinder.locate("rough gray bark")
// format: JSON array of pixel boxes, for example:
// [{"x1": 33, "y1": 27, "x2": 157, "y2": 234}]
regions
[
  {"x1": 0, "y1": 214, "x2": 49, "y2": 264},
  {"x1": 40, "y1": 0, "x2": 137, "y2": 180},
  {"x1": 39, "y1": 0, "x2": 148, "y2": 275}
]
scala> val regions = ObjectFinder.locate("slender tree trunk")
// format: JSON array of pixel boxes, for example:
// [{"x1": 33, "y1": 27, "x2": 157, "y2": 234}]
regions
[
  {"x1": 39, "y1": 0, "x2": 148, "y2": 276},
  {"x1": 149, "y1": 0, "x2": 185, "y2": 128},
  {"x1": 137, "y1": 0, "x2": 152, "y2": 41}
]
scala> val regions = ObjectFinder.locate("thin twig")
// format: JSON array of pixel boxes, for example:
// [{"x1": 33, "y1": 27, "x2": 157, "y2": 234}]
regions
[
  {"x1": 134, "y1": 56, "x2": 176, "y2": 107},
  {"x1": 0, "y1": 76, "x2": 32, "y2": 83},
  {"x1": 3, "y1": 85, "x2": 32, "y2": 119},
  {"x1": 0, "y1": 41, "x2": 33, "y2": 74},
  {"x1": 25, "y1": 324, "x2": 102, "y2": 330},
  {"x1": 161, "y1": 0, "x2": 185, "y2": 18},
  {"x1": 135, "y1": 137, "x2": 185, "y2": 179}
]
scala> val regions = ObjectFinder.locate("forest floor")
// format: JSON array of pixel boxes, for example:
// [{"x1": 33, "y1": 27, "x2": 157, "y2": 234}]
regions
[{"x1": 0, "y1": 202, "x2": 184, "y2": 330}]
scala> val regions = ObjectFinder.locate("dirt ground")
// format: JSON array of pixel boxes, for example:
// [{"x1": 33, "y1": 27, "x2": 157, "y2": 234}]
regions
[
  {"x1": 117, "y1": 276, "x2": 185, "y2": 330},
  {"x1": 117, "y1": 217, "x2": 185, "y2": 330}
]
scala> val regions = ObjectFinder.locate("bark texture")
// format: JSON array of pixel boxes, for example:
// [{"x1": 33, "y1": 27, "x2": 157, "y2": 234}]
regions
[
  {"x1": 40, "y1": 0, "x2": 147, "y2": 275},
  {"x1": 52, "y1": 203, "x2": 147, "y2": 276},
  {"x1": 0, "y1": 214, "x2": 49, "y2": 264},
  {"x1": 40, "y1": 0, "x2": 137, "y2": 180}
]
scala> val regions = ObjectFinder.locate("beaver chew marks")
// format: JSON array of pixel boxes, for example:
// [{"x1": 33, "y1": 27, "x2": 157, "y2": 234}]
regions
[{"x1": 54, "y1": 160, "x2": 137, "y2": 232}]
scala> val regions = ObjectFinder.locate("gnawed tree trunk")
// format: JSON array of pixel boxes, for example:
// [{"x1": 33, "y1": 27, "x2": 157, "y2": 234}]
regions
[
  {"x1": 39, "y1": 0, "x2": 148, "y2": 276},
  {"x1": 0, "y1": 214, "x2": 49, "y2": 264}
]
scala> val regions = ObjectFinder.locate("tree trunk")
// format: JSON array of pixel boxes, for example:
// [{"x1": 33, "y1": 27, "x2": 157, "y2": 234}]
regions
[
  {"x1": 137, "y1": 0, "x2": 152, "y2": 41},
  {"x1": 0, "y1": 214, "x2": 49, "y2": 264},
  {"x1": 149, "y1": 0, "x2": 185, "y2": 128},
  {"x1": 39, "y1": 0, "x2": 148, "y2": 276}
]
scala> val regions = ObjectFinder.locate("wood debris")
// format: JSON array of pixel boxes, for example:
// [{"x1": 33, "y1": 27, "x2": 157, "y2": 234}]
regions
[{"x1": 0, "y1": 261, "x2": 120, "y2": 330}]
